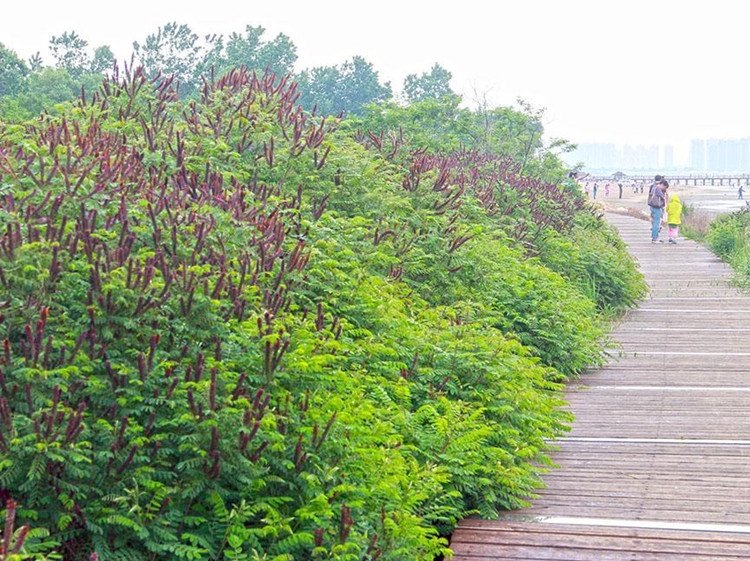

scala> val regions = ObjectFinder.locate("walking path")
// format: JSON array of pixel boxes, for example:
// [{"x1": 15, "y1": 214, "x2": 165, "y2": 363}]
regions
[{"x1": 450, "y1": 213, "x2": 750, "y2": 560}]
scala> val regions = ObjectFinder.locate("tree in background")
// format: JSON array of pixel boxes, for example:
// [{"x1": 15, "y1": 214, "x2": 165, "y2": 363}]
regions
[
  {"x1": 90, "y1": 45, "x2": 115, "y2": 74},
  {"x1": 223, "y1": 25, "x2": 297, "y2": 76},
  {"x1": 403, "y1": 62, "x2": 454, "y2": 103},
  {"x1": 1, "y1": 24, "x2": 389, "y2": 119},
  {"x1": 0, "y1": 32, "x2": 114, "y2": 121},
  {"x1": 0, "y1": 43, "x2": 28, "y2": 97},
  {"x1": 493, "y1": 99, "x2": 546, "y2": 173},
  {"x1": 358, "y1": 92, "x2": 570, "y2": 184},
  {"x1": 0, "y1": 67, "x2": 104, "y2": 120},
  {"x1": 296, "y1": 65, "x2": 340, "y2": 114},
  {"x1": 297, "y1": 55, "x2": 391, "y2": 116},
  {"x1": 133, "y1": 23, "x2": 299, "y2": 97},
  {"x1": 0, "y1": 22, "x2": 550, "y2": 177},
  {"x1": 360, "y1": 95, "x2": 478, "y2": 152},
  {"x1": 338, "y1": 56, "x2": 392, "y2": 113},
  {"x1": 133, "y1": 22, "x2": 202, "y2": 94},
  {"x1": 49, "y1": 31, "x2": 91, "y2": 78},
  {"x1": 193, "y1": 33, "x2": 225, "y2": 82}
]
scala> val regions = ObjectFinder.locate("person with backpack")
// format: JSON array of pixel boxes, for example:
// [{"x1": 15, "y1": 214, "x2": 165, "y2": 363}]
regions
[
  {"x1": 648, "y1": 177, "x2": 668, "y2": 243},
  {"x1": 648, "y1": 175, "x2": 664, "y2": 197}
]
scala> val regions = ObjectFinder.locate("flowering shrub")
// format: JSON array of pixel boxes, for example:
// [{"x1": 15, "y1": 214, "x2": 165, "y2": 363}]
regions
[{"x1": 0, "y1": 66, "x2": 643, "y2": 560}]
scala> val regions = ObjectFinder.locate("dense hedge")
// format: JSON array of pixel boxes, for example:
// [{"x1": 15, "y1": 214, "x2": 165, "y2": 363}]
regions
[
  {"x1": 706, "y1": 208, "x2": 750, "y2": 282},
  {"x1": 539, "y1": 212, "x2": 647, "y2": 313},
  {"x1": 0, "y1": 68, "x2": 645, "y2": 560}
]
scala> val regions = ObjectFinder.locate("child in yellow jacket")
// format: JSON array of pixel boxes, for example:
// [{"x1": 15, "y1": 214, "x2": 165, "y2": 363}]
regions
[{"x1": 666, "y1": 193, "x2": 682, "y2": 244}]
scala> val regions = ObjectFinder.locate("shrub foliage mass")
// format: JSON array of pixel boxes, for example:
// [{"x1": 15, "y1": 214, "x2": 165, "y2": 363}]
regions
[{"x1": 0, "y1": 67, "x2": 645, "y2": 560}]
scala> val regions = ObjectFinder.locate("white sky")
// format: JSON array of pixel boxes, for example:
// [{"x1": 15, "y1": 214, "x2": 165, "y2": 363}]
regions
[{"x1": 2, "y1": 0, "x2": 750, "y2": 155}]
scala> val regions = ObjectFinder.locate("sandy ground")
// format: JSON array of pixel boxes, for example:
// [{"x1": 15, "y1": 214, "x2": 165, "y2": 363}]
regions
[{"x1": 582, "y1": 181, "x2": 749, "y2": 218}]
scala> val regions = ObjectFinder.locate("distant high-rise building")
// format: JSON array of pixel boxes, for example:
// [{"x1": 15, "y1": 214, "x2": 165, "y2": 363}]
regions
[
  {"x1": 689, "y1": 137, "x2": 750, "y2": 172},
  {"x1": 567, "y1": 143, "x2": 617, "y2": 170},
  {"x1": 565, "y1": 142, "x2": 676, "y2": 172},
  {"x1": 706, "y1": 139, "x2": 724, "y2": 171},
  {"x1": 690, "y1": 140, "x2": 706, "y2": 171},
  {"x1": 622, "y1": 145, "x2": 637, "y2": 169},
  {"x1": 662, "y1": 146, "x2": 674, "y2": 169},
  {"x1": 566, "y1": 138, "x2": 750, "y2": 172}
]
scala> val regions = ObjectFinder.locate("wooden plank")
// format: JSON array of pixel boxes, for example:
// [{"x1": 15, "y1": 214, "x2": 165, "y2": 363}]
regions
[
  {"x1": 451, "y1": 542, "x2": 750, "y2": 560},
  {"x1": 450, "y1": 213, "x2": 750, "y2": 559},
  {"x1": 519, "y1": 507, "x2": 750, "y2": 524},
  {"x1": 458, "y1": 520, "x2": 750, "y2": 542},
  {"x1": 452, "y1": 528, "x2": 750, "y2": 554}
]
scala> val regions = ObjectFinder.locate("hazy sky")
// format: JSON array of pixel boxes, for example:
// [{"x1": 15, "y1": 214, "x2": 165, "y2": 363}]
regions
[{"x1": 2, "y1": 0, "x2": 749, "y2": 153}]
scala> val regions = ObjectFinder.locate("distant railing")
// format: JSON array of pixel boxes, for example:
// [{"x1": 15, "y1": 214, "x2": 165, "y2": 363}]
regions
[{"x1": 584, "y1": 174, "x2": 750, "y2": 186}]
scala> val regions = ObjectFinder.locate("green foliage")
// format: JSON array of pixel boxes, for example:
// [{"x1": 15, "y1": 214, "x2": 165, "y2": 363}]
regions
[
  {"x1": 357, "y1": 96, "x2": 477, "y2": 153},
  {"x1": 403, "y1": 63, "x2": 454, "y2": 103},
  {"x1": 0, "y1": 67, "x2": 104, "y2": 121},
  {"x1": 133, "y1": 22, "x2": 203, "y2": 95},
  {"x1": 296, "y1": 57, "x2": 392, "y2": 116},
  {"x1": 706, "y1": 209, "x2": 750, "y2": 285},
  {"x1": 484, "y1": 101, "x2": 546, "y2": 174},
  {"x1": 90, "y1": 46, "x2": 115, "y2": 75},
  {"x1": 0, "y1": 43, "x2": 29, "y2": 97},
  {"x1": 446, "y1": 238, "x2": 606, "y2": 377},
  {"x1": 539, "y1": 212, "x2": 647, "y2": 314},
  {"x1": 707, "y1": 209, "x2": 750, "y2": 259},
  {"x1": 0, "y1": 61, "x2": 643, "y2": 561},
  {"x1": 223, "y1": 26, "x2": 298, "y2": 77},
  {"x1": 49, "y1": 31, "x2": 91, "y2": 78},
  {"x1": 133, "y1": 22, "x2": 299, "y2": 100},
  {"x1": 356, "y1": 95, "x2": 554, "y2": 177},
  {"x1": 0, "y1": 31, "x2": 110, "y2": 123}
]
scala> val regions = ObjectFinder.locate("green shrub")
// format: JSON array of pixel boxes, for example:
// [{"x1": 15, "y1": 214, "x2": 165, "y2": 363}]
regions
[
  {"x1": 706, "y1": 209, "x2": 750, "y2": 287},
  {"x1": 707, "y1": 209, "x2": 750, "y2": 259},
  {"x1": 0, "y1": 67, "x2": 640, "y2": 560},
  {"x1": 539, "y1": 213, "x2": 647, "y2": 313}
]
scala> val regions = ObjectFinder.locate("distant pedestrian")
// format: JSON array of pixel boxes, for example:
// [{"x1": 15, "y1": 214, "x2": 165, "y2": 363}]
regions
[
  {"x1": 604, "y1": 183, "x2": 610, "y2": 197},
  {"x1": 593, "y1": 182, "x2": 598, "y2": 199},
  {"x1": 618, "y1": 182, "x2": 623, "y2": 199},
  {"x1": 666, "y1": 191, "x2": 682, "y2": 244},
  {"x1": 647, "y1": 177, "x2": 668, "y2": 243},
  {"x1": 739, "y1": 185, "x2": 745, "y2": 200},
  {"x1": 632, "y1": 182, "x2": 638, "y2": 194},
  {"x1": 640, "y1": 182, "x2": 645, "y2": 194}
]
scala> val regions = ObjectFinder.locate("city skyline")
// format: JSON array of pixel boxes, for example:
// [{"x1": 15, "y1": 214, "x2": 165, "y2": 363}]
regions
[{"x1": 566, "y1": 136, "x2": 750, "y2": 173}]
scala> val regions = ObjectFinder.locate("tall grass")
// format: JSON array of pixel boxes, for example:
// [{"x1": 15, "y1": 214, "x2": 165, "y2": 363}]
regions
[
  {"x1": 705, "y1": 208, "x2": 750, "y2": 287},
  {"x1": 681, "y1": 202, "x2": 714, "y2": 241}
]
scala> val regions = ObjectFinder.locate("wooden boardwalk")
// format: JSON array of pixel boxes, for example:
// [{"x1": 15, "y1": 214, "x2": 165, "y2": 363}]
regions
[{"x1": 450, "y1": 213, "x2": 750, "y2": 560}]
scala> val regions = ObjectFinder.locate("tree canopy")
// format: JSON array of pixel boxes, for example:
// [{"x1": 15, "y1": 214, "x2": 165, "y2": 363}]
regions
[
  {"x1": 223, "y1": 25, "x2": 298, "y2": 76},
  {"x1": 0, "y1": 43, "x2": 28, "y2": 97},
  {"x1": 297, "y1": 55, "x2": 392, "y2": 116},
  {"x1": 49, "y1": 31, "x2": 91, "y2": 77},
  {"x1": 133, "y1": 23, "x2": 202, "y2": 92},
  {"x1": 403, "y1": 62, "x2": 455, "y2": 103}
]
